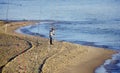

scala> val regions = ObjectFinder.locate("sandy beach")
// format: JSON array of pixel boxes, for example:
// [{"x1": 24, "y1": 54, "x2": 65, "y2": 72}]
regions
[{"x1": 0, "y1": 21, "x2": 116, "y2": 73}]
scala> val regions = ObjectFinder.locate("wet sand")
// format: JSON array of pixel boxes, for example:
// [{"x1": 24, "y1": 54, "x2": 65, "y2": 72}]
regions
[{"x1": 0, "y1": 21, "x2": 116, "y2": 73}]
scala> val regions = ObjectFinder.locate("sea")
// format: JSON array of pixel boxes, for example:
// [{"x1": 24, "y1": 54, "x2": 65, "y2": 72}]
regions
[{"x1": 1, "y1": 0, "x2": 120, "y2": 73}]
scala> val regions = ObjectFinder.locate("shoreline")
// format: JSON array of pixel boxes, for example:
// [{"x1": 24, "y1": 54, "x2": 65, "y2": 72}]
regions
[
  {"x1": 0, "y1": 21, "x2": 116, "y2": 73},
  {"x1": 18, "y1": 25, "x2": 116, "y2": 50}
]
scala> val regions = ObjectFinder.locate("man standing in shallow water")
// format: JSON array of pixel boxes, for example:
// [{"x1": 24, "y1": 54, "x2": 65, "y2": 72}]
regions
[{"x1": 49, "y1": 27, "x2": 55, "y2": 45}]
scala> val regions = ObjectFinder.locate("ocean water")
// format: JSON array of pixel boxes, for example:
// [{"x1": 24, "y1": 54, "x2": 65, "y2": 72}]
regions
[{"x1": 0, "y1": 0, "x2": 120, "y2": 21}]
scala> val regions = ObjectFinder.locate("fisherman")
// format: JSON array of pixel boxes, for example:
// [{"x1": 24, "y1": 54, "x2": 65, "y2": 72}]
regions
[{"x1": 49, "y1": 27, "x2": 55, "y2": 45}]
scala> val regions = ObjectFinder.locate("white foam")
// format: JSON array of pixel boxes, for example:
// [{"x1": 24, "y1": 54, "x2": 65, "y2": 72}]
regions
[
  {"x1": 95, "y1": 65, "x2": 107, "y2": 73},
  {"x1": 104, "y1": 59, "x2": 112, "y2": 65},
  {"x1": 112, "y1": 53, "x2": 120, "y2": 60},
  {"x1": 95, "y1": 59, "x2": 112, "y2": 73}
]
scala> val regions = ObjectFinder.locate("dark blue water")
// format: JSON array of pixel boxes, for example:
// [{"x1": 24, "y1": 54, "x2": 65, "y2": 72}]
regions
[{"x1": 16, "y1": 20, "x2": 120, "y2": 73}]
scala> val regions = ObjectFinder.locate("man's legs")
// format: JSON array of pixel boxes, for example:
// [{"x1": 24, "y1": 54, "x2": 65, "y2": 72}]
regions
[{"x1": 50, "y1": 37, "x2": 53, "y2": 45}]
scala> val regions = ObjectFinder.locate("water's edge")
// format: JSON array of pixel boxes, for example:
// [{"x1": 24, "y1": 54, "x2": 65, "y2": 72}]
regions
[{"x1": 15, "y1": 22, "x2": 120, "y2": 73}]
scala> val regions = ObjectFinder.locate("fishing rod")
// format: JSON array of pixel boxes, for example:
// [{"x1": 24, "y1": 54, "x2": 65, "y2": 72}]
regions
[{"x1": 5, "y1": 0, "x2": 9, "y2": 33}]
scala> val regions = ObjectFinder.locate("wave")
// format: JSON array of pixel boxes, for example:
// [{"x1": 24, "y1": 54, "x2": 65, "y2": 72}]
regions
[{"x1": 95, "y1": 52, "x2": 120, "y2": 73}]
